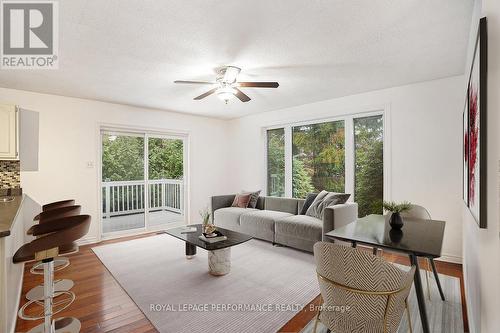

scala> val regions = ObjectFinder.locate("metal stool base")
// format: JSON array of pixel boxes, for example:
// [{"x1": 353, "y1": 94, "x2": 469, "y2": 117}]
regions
[
  {"x1": 26, "y1": 279, "x2": 74, "y2": 301},
  {"x1": 19, "y1": 291, "x2": 75, "y2": 321},
  {"x1": 31, "y1": 257, "x2": 69, "y2": 275},
  {"x1": 26, "y1": 317, "x2": 81, "y2": 333}
]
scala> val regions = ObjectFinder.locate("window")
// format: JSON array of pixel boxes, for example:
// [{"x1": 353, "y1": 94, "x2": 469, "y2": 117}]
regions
[
  {"x1": 267, "y1": 128, "x2": 285, "y2": 197},
  {"x1": 266, "y1": 113, "x2": 385, "y2": 217},
  {"x1": 292, "y1": 121, "x2": 345, "y2": 198},
  {"x1": 354, "y1": 115, "x2": 384, "y2": 217}
]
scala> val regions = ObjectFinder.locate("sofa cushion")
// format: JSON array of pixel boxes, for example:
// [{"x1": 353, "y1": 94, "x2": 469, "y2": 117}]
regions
[
  {"x1": 239, "y1": 210, "x2": 293, "y2": 242},
  {"x1": 275, "y1": 215, "x2": 323, "y2": 241},
  {"x1": 214, "y1": 207, "x2": 258, "y2": 230},
  {"x1": 264, "y1": 197, "x2": 299, "y2": 214}
]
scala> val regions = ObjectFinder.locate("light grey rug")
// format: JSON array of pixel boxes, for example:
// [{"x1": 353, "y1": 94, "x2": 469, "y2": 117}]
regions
[
  {"x1": 92, "y1": 235, "x2": 320, "y2": 333},
  {"x1": 93, "y1": 236, "x2": 463, "y2": 333},
  {"x1": 300, "y1": 265, "x2": 463, "y2": 333}
]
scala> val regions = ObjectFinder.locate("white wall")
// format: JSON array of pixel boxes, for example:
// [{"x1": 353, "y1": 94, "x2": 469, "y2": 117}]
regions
[
  {"x1": 0, "y1": 87, "x2": 232, "y2": 243},
  {"x1": 227, "y1": 75, "x2": 465, "y2": 263},
  {"x1": 462, "y1": 0, "x2": 500, "y2": 332}
]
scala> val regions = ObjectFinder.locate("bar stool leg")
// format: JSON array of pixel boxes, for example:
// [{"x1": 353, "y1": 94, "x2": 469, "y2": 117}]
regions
[{"x1": 43, "y1": 259, "x2": 54, "y2": 333}]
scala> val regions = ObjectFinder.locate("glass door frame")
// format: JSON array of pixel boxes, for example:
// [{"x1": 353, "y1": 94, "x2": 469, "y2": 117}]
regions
[{"x1": 98, "y1": 126, "x2": 189, "y2": 240}]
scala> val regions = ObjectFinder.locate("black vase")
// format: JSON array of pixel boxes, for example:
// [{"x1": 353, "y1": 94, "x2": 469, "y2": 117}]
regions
[
  {"x1": 389, "y1": 229, "x2": 403, "y2": 243},
  {"x1": 389, "y1": 212, "x2": 404, "y2": 229}
]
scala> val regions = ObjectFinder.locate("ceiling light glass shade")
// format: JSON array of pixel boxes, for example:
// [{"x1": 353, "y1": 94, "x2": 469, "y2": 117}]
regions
[
  {"x1": 223, "y1": 66, "x2": 241, "y2": 84},
  {"x1": 216, "y1": 87, "x2": 236, "y2": 102}
]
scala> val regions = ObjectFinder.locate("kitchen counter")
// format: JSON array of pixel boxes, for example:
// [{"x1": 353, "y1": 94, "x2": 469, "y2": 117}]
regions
[{"x1": 0, "y1": 195, "x2": 23, "y2": 238}]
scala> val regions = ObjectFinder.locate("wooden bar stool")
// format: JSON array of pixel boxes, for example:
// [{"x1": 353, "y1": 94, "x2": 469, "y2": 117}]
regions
[
  {"x1": 14, "y1": 215, "x2": 91, "y2": 333},
  {"x1": 26, "y1": 206, "x2": 82, "y2": 302},
  {"x1": 33, "y1": 200, "x2": 76, "y2": 221}
]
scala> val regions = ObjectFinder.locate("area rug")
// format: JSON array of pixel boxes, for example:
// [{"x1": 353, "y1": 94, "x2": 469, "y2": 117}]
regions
[
  {"x1": 92, "y1": 235, "x2": 320, "y2": 333},
  {"x1": 300, "y1": 265, "x2": 464, "y2": 333},
  {"x1": 92, "y1": 235, "x2": 463, "y2": 333}
]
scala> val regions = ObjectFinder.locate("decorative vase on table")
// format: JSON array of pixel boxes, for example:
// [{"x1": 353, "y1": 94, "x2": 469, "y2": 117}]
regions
[
  {"x1": 389, "y1": 212, "x2": 404, "y2": 230},
  {"x1": 383, "y1": 201, "x2": 411, "y2": 230}
]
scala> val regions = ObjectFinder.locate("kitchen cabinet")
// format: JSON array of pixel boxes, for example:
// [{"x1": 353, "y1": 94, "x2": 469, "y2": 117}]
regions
[{"x1": 0, "y1": 104, "x2": 18, "y2": 160}]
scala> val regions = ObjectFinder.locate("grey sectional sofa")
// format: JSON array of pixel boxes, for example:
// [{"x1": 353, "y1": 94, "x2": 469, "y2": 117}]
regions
[{"x1": 211, "y1": 195, "x2": 358, "y2": 252}]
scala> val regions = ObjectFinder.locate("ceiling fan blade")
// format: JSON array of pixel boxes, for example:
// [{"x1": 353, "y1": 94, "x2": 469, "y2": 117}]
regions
[
  {"x1": 194, "y1": 88, "x2": 218, "y2": 100},
  {"x1": 234, "y1": 88, "x2": 251, "y2": 102},
  {"x1": 237, "y1": 82, "x2": 279, "y2": 88},
  {"x1": 174, "y1": 80, "x2": 216, "y2": 85}
]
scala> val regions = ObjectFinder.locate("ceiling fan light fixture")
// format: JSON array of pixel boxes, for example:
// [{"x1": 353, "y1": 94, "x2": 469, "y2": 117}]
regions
[
  {"x1": 216, "y1": 86, "x2": 236, "y2": 103},
  {"x1": 222, "y1": 66, "x2": 241, "y2": 84}
]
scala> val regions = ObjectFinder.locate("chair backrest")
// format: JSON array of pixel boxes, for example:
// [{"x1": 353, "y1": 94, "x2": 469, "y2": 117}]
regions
[
  {"x1": 313, "y1": 242, "x2": 415, "y2": 333},
  {"x1": 400, "y1": 204, "x2": 431, "y2": 220}
]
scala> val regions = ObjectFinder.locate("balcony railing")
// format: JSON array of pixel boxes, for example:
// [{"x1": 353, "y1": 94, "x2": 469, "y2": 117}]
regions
[{"x1": 102, "y1": 179, "x2": 183, "y2": 218}]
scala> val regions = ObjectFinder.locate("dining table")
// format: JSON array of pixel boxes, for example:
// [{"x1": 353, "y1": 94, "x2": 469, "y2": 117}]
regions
[{"x1": 325, "y1": 213, "x2": 446, "y2": 333}]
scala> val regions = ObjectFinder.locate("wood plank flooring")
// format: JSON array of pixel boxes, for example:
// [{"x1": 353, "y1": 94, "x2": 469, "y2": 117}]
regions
[{"x1": 15, "y1": 234, "x2": 468, "y2": 333}]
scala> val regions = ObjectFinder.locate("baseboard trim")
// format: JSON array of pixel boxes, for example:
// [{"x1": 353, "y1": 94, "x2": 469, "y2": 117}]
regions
[
  {"x1": 436, "y1": 254, "x2": 462, "y2": 264},
  {"x1": 77, "y1": 236, "x2": 98, "y2": 246}
]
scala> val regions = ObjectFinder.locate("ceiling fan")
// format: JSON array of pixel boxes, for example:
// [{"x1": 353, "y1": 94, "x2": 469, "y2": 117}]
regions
[{"x1": 174, "y1": 66, "x2": 279, "y2": 104}]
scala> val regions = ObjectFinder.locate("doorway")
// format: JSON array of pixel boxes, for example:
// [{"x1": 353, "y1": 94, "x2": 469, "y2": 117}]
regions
[{"x1": 100, "y1": 129, "x2": 187, "y2": 236}]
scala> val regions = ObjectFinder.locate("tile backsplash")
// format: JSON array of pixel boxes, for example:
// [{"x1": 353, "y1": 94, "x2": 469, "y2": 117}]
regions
[{"x1": 0, "y1": 160, "x2": 20, "y2": 189}]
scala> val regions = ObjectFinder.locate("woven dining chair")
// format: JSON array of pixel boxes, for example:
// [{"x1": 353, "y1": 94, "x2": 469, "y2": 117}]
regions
[
  {"x1": 401, "y1": 204, "x2": 445, "y2": 301},
  {"x1": 313, "y1": 242, "x2": 415, "y2": 333}
]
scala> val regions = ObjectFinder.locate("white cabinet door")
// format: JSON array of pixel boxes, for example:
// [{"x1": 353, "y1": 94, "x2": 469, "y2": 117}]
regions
[{"x1": 0, "y1": 104, "x2": 18, "y2": 159}]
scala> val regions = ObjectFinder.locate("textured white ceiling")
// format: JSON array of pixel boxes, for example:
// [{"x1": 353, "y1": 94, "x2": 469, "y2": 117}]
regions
[{"x1": 0, "y1": 0, "x2": 474, "y2": 119}]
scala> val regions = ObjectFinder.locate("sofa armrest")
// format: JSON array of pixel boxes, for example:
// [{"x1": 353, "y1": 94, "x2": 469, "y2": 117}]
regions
[
  {"x1": 322, "y1": 202, "x2": 358, "y2": 242},
  {"x1": 211, "y1": 195, "x2": 235, "y2": 222}
]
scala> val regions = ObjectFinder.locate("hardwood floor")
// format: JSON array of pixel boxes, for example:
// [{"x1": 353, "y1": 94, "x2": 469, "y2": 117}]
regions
[{"x1": 15, "y1": 234, "x2": 468, "y2": 333}]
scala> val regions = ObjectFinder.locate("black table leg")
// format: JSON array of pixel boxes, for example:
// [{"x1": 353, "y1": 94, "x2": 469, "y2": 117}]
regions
[
  {"x1": 429, "y1": 257, "x2": 446, "y2": 301},
  {"x1": 185, "y1": 243, "x2": 196, "y2": 258},
  {"x1": 351, "y1": 241, "x2": 357, "y2": 248},
  {"x1": 410, "y1": 254, "x2": 430, "y2": 333}
]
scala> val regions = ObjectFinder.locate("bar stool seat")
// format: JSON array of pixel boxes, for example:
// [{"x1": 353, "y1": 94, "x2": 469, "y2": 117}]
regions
[
  {"x1": 25, "y1": 206, "x2": 82, "y2": 303},
  {"x1": 29, "y1": 205, "x2": 81, "y2": 235},
  {"x1": 14, "y1": 214, "x2": 90, "y2": 333},
  {"x1": 33, "y1": 200, "x2": 75, "y2": 221}
]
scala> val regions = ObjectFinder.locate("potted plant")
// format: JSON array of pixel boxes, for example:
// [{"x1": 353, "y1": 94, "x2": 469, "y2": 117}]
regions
[
  {"x1": 200, "y1": 207, "x2": 216, "y2": 234},
  {"x1": 382, "y1": 201, "x2": 412, "y2": 229}
]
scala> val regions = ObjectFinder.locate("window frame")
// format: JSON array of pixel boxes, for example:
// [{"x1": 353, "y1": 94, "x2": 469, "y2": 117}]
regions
[{"x1": 264, "y1": 109, "x2": 390, "y2": 206}]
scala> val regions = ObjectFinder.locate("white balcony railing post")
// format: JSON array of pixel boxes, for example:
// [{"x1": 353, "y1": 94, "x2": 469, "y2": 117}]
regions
[{"x1": 105, "y1": 183, "x2": 111, "y2": 219}]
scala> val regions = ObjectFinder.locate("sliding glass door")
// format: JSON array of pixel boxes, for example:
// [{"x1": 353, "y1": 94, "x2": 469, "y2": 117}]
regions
[
  {"x1": 101, "y1": 132, "x2": 146, "y2": 233},
  {"x1": 101, "y1": 130, "x2": 187, "y2": 236},
  {"x1": 147, "y1": 136, "x2": 185, "y2": 228}
]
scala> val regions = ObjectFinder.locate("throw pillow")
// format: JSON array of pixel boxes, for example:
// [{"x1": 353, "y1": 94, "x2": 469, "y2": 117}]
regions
[
  {"x1": 231, "y1": 193, "x2": 252, "y2": 208},
  {"x1": 243, "y1": 190, "x2": 261, "y2": 208},
  {"x1": 300, "y1": 192, "x2": 318, "y2": 215},
  {"x1": 315, "y1": 192, "x2": 351, "y2": 219},
  {"x1": 305, "y1": 190, "x2": 329, "y2": 217},
  {"x1": 306, "y1": 191, "x2": 351, "y2": 219}
]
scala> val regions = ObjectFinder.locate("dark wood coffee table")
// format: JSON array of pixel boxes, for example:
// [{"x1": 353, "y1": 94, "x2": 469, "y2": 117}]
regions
[{"x1": 162, "y1": 224, "x2": 252, "y2": 276}]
